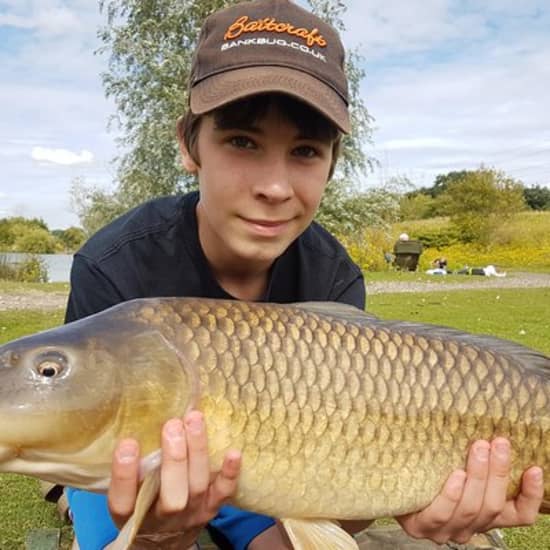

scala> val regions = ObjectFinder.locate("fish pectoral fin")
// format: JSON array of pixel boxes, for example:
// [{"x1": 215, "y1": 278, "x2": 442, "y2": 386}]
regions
[
  {"x1": 281, "y1": 518, "x2": 359, "y2": 550},
  {"x1": 108, "y1": 468, "x2": 161, "y2": 550}
]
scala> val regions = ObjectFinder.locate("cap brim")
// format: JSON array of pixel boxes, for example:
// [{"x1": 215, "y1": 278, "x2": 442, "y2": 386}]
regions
[{"x1": 190, "y1": 66, "x2": 351, "y2": 134}]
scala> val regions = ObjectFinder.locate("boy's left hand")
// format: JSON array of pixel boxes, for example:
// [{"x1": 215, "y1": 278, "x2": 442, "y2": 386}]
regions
[{"x1": 396, "y1": 438, "x2": 544, "y2": 544}]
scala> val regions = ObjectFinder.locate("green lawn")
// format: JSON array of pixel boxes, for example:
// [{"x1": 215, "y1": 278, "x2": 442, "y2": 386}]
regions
[
  {"x1": 0, "y1": 287, "x2": 549, "y2": 548},
  {"x1": 0, "y1": 309, "x2": 70, "y2": 549},
  {"x1": 0, "y1": 281, "x2": 69, "y2": 294}
]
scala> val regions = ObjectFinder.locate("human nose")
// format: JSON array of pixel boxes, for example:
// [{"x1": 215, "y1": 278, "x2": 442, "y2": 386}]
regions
[{"x1": 251, "y1": 156, "x2": 294, "y2": 203}]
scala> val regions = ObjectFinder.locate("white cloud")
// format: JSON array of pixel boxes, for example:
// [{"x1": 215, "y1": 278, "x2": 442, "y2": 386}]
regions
[
  {"x1": 31, "y1": 147, "x2": 94, "y2": 166},
  {"x1": 0, "y1": 3, "x2": 82, "y2": 35},
  {"x1": 0, "y1": 13, "x2": 34, "y2": 29}
]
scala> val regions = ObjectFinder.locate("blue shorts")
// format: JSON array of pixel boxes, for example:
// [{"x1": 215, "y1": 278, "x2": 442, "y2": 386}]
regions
[{"x1": 66, "y1": 488, "x2": 275, "y2": 550}]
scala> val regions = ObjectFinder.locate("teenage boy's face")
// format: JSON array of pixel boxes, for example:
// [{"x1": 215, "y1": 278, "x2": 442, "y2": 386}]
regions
[{"x1": 184, "y1": 103, "x2": 334, "y2": 270}]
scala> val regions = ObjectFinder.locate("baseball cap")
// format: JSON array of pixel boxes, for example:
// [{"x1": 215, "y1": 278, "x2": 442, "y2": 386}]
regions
[{"x1": 189, "y1": 0, "x2": 351, "y2": 133}]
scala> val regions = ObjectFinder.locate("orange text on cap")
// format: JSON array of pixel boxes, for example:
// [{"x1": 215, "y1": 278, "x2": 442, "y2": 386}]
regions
[{"x1": 224, "y1": 16, "x2": 327, "y2": 47}]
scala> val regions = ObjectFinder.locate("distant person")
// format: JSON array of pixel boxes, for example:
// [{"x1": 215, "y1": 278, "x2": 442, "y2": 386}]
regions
[
  {"x1": 393, "y1": 233, "x2": 423, "y2": 271},
  {"x1": 426, "y1": 257, "x2": 449, "y2": 275},
  {"x1": 457, "y1": 265, "x2": 507, "y2": 277}
]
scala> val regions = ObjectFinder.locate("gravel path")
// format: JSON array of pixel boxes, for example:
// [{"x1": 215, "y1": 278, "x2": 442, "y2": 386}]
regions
[
  {"x1": 366, "y1": 271, "x2": 550, "y2": 295},
  {"x1": 0, "y1": 289, "x2": 69, "y2": 311},
  {"x1": 1, "y1": 272, "x2": 549, "y2": 311}
]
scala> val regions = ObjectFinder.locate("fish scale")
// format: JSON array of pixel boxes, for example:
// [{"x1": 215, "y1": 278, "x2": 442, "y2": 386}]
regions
[
  {"x1": 0, "y1": 297, "x2": 549, "y2": 549},
  {"x1": 123, "y1": 298, "x2": 550, "y2": 519}
]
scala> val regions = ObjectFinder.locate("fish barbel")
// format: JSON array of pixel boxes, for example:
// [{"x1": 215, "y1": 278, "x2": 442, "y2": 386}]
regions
[{"x1": 0, "y1": 297, "x2": 549, "y2": 549}]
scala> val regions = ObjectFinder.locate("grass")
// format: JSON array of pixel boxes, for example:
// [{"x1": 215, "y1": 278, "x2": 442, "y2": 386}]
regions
[
  {"x1": 368, "y1": 287, "x2": 550, "y2": 355},
  {"x1": 1, "y1": 287, "x2": 549, "y2": 548},
  {"x1": 0, "y1": 309, "x2": 70, "y2": 549},
  {"x1": 0, "y1": 281, "x2": 69, "y2": 294}
]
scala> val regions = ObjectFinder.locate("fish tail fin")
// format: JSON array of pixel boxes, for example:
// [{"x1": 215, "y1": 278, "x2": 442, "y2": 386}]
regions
[{"x1": 281, "y1": 518, "x2": 359, "y2": 550}]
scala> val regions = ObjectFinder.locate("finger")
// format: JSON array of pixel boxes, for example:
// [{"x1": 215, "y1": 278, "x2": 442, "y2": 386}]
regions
[
  {"x1": 185, "y1": 411, "x2": 210, "y2": 500},
  {"x1": 452, "y1": 440, "x2": 491, "y2": 528},
  {"x1": 158, "y1": 418, "x2": 189, "y2": 514},
  {"x1": 495, "y1": 466, "x2": 544, "y2": 528},
  {"x1": 397, "y1": 469, "x2": 466, "y2": 541},
  {"x1": 107, "y1": 439, "x2": 140, "y2": 527},
  {"x1": 208, "y1": 449, "x2": 242, "y2": 513},
  {"x1": 472, "y1": 438, "x2": 511, "y2": 529}
]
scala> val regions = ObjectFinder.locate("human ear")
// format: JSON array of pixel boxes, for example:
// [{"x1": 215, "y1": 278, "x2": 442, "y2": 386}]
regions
[{"x1": 178, "y1": 139, "x2": 199, "y2": 173}]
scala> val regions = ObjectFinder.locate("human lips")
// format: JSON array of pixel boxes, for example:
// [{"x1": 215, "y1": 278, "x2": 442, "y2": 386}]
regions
[{"x1": 240, "y1": 216, "x2": 293, "y2": 237}]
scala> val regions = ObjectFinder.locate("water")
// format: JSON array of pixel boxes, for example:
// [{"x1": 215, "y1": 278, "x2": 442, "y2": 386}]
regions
[{"x1": 0, "y1": 253, "x2": 73, "y2": 283}]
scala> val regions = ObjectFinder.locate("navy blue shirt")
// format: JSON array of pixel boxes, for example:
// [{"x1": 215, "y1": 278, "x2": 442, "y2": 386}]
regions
[{"x1": 65, "y1": 191, "x2": 365, "y2": 549}]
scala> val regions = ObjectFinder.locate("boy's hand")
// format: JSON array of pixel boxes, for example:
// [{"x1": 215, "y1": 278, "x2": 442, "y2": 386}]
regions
[
  {"x1": 396, "y1": 438, "x2": 543, "y2": 544},
  {"x1": 107, "y1": 411, "x2": 241, "y2": 547}
]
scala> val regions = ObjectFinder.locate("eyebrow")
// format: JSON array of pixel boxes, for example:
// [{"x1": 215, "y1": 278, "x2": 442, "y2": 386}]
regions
[
  {"x1": 214, "y1": 121, "x2": 262, "y2": 133},
  {"x1": 214, "y1": 123, "x2": 329, "y2": 143}
]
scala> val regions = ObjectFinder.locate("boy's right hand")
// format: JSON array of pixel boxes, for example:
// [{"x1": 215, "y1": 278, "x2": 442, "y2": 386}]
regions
[{"x1": 107, "y1": 411, "x2": 241, "y2": 547}]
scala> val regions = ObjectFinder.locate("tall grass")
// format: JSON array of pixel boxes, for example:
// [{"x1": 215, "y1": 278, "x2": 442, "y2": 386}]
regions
[{"x1": 0, "y1": 254, "x2": 49, "y2": 283}]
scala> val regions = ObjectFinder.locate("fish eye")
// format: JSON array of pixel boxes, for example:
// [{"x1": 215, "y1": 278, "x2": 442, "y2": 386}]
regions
[{"x1": 35, "y1": 352, "x2": 66, "y2": 378}]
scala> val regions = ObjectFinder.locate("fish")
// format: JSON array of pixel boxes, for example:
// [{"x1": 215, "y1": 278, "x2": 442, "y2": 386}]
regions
[{"x1": 0, "y1": 297, "x2": 549, "y2": 549}]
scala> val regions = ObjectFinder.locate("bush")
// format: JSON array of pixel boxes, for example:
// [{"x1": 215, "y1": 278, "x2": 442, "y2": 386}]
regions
[
  {"x1": 0, "y1": 255, "x2": 49, "y2": 282},
  {"x1": 341, "y1": 228, "x2": 395, "y2": 272},
  {"x1": 414, "y1": 227, "x2": 462, "y2": 249}
]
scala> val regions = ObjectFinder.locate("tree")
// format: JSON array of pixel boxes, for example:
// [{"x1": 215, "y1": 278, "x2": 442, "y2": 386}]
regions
[
  {"x1": 523, "y1": 185, "x2": 550, "y2": 211},
  {"x1": 70, "y1": 177, "x2": 129, "y2": 237},
  {"x1": 13, "y1": 227, "x2": 57, "y2": 254},
  {"x1": 75, "y1": 0, "x2": 375, "y2": 232},
  {"x1": 0, "y1": 217, "x2": 53, "y2": 252},
  {"x1": 57, "y1": 227, "x2": 87, "y2": 251},
  {"x1": 440, "y1": 168, "x2": 525, "y2": 244}
]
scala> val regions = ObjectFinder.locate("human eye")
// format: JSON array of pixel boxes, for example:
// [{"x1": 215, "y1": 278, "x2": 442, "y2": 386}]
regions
[
  {"x1": 229, "y1": 135, "x2": 256, "y2": 149},
  {"x1": 292, "y1": 145, "x2": 320, "y2": 159}
]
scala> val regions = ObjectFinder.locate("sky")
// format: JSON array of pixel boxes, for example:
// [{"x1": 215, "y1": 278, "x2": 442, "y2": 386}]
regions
[{"x1": 0, "y1": 0, "x2": 549, "y2": 229}]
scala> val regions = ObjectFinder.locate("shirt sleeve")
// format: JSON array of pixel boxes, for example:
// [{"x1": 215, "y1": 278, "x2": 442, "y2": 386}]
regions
[
  {"x1": 208, "y1": 506, "x2": 276, "y2": 550},
  {"x1": 66, "y1": 489, "x2": 118, "y2": 550},
  {"x1": 332, "y1": 272, "x2": 366, "y2": 310},
  {"x1": 65, "y1": 253, "x2": 125, "y2": 323}
]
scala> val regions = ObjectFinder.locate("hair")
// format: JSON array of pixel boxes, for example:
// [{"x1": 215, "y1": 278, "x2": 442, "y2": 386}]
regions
[{"x1": 176, "y1": 93, "x2": 342, "y2": 180}]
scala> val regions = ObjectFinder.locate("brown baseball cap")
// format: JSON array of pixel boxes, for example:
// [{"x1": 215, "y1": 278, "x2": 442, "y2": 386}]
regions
[{"x1": 189, "y1": 0, "x2": 351, "y2": 133}]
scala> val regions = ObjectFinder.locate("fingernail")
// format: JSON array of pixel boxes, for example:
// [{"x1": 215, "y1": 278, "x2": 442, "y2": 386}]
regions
[
  {"x1": 494, "y1": 439, "x2": 510, "y2": 458},
  {"x1": 474, "y1": 442, "x2": 490, "y2": 461},
  {"x1": 117, "y1": 442, "x2": 138, "y2": 463},
  {"x1": 449, "y1": 470, "x2": 466, "y2": 495},
  {"x1": 532, "y1": 467, "x2": 543, "y2": 482},
  {"x1": 186, "y1": 412, "x2": 203, "y2": 434},
  {"x1": 165, "y1": 419, "x2": 184, "y2": 440}
]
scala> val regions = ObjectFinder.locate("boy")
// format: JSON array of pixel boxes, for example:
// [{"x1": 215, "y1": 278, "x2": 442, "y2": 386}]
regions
[{"x1": 65, "y1": 0, "x2": 543, "y2": 548}]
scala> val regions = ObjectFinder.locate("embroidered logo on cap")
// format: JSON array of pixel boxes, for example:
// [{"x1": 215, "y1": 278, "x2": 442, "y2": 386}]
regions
[{"x1": 224, "y1": 15, "x2": 327, "y2": 47}]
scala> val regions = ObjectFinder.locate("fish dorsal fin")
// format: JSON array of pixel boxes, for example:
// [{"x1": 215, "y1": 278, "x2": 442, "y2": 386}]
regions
[
  {"x1": 291, "y1": 301, "x2": 378, "y2": 324},
  {"x1": 109, "y1": 468, "x2": 161, "y2": 550},
  {"x1": 281, "y1": 518, "x2": 359, "y2": 550}
]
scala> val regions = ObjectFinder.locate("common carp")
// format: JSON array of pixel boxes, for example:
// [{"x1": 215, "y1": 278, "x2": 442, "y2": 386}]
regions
[{"x1": 0, "y1": 297, "x2": 549, "y2": 549}]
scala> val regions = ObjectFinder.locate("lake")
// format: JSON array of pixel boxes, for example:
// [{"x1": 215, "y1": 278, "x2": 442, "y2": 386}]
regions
[{"x1": 0, "y1": 253, "x2": 73, "y2": 283}]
